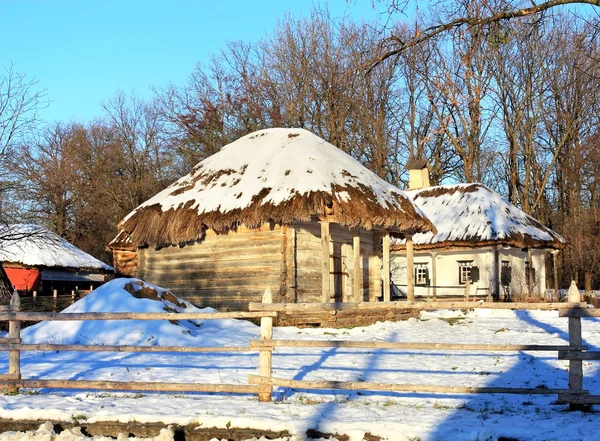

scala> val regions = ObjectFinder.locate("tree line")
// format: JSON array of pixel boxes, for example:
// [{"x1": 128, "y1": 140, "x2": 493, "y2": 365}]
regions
[{"x1": 0, "y1": 2, "x2": 599, "y2": 290}]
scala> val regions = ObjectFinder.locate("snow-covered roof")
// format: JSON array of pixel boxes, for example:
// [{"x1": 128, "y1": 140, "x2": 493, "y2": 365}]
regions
[
  {"x1": 117, "y1": 128, "x2": 434, "y2": 248},
  {"x1": 394, "y1": 183, "x2": 564, "y2": 249},
  {"x1": 0, "y1": 224, "x2": 113, "y2": 271}
]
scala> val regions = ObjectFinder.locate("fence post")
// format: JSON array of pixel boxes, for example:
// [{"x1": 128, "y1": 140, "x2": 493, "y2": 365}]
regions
[
  {"x1": 258, "y1": 287, "x2": 273, "y2": 402},
  {"x1": 567, "y1": 281, "x2": 584, "y2": 410},
  {"x1": 8, "y1": 289, "x2": 21, "y2": 393}
]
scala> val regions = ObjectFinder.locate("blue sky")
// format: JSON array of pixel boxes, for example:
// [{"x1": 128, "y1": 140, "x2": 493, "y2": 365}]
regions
[{"x1": 1, "y1": 1, "x2": 384, "y2": 124}]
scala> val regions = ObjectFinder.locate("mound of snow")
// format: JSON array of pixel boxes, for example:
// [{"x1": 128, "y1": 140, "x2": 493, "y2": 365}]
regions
[{"x1": 23, "y1": 278, "x2": 257, "y2": 347}]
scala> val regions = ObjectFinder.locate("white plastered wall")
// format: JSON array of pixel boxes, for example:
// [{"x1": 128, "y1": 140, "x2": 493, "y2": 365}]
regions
[{"x1": 391, "y1": 247, "x2": 548, "y2": 298}]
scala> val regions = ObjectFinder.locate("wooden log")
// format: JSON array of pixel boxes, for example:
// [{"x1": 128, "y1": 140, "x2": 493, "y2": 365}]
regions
[
  {"x1": 0, "y1": 311, "x2": 277, "y2": 321},
  {"x1": 567, "y1": 281, "x2": 584, "y2": 411},
  {"x1": 557, "y1": 393, "x2": 600, "y2": 405},
  {"x1": 247, "y1": 375, "x2": 575, "y2": 395},
  {"x1": 406, "y1": 234, "x2": 414, "y2": 301},
  {"x1": 0, "y1": 379, "x2": 258, "y2": 394},
  {"x1": 8, "y1": 290, "x2": 21, "y2": 393},
  {"x1": 382, "y1": 232, "x2": 391, "y2": 302},
  {"x1": 431, "y1": 251, "x2": 437, "y2": 301},
  {"x1": 353, "y1": 229, "x2": 361, "y2": 303},
  {"x1": 0, "y1": 343, "x2": 260, "y2": 353},
  {"x1": 558, "y1": 351, "x2": 600, "y2": 361},
  {"x1": 248, "y1": 301, "x2": 583, "y2": 312},
  {"x1": 465, "y1": 278, "x2": 470, "y2": 303},
  {"x1": 258, "y1": 287, "x2": 273, "y2": 402},
  {"x1": 320, "y1": 221, "x2": 331, "y2": 302},
  {"x1": 559, "y1": 308, "x2": 600, "y2": 318},
  {"x1": 249, "y1": 340, "x2": 582, "y2": 352},
  {"x1": 552, "y1": 250, "x2": 560, "y2": 301}
]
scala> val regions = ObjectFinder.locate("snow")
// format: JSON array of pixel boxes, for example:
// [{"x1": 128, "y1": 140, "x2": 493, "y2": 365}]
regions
[
  {"x1": 0, "y1": 225, "x2": 112, "y2": 271},
  {"x1": 122, "y1": 128, "x2": 421, "y2": 221},
  {"x1": 0, "y1": 278, "x2": 599, "y2": 440},
  {"x1": 402, "y1": 183, "x2": 564, "y2": 246}
]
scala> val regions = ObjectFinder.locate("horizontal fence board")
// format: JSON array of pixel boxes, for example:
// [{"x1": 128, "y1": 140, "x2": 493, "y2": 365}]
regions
[
  {"x1": 559, "y1": 308, "x2": 600, "y2": 318},
  {"x1": 0, "y1": 338, "x2": 21, "y2": 344},
  {"x1": 0, "y1": 344, "x2": 257, "y2": 353},
  {"x1": 0, "y1": 379, "x2": 258, "y2": 394},
  {"x1": 248, "y1": 301, "x2": 585, "y2": 312},
  {"x1": 0, "y1": 311, "x2": 276, "y2": 322},
  {"x1": 558, "y1": 351, "x2": 600, "y2": 361},
  {"x1": 557, "y1": 393, "x2": 600, "y2": 405},
  {"x1": 250, "y1": 340, "x2": 584, "y2": 352},
  {"x1": 0, "y1": 374, "x2": 19, "y2": 380},
  {"x1": 247, "y1": 375, "x2": 576, "y2": 395}
]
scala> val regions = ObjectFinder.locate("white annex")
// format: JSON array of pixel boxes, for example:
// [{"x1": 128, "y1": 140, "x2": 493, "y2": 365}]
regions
[{"x1": 391, "y1": 162, "x2": 565, "y2": 300}]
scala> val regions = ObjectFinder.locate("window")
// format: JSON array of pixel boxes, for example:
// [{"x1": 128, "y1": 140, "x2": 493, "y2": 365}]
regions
[
  {"x1": 415, "y1": 263, "x2": 429, "y2": 286},
  {"x1": 458, "y1": 261, "x2": 474, "y2": 285}
]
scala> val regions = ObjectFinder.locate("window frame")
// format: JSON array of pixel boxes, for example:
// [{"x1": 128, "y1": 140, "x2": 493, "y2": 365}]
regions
[{"x1": 457, "y1": 260, "x2": 474, "y2": 285}]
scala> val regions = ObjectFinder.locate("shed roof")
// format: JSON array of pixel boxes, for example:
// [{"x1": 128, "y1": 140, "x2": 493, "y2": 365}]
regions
[
  {"x1": 0, "y1": 224, "x2": 114, "y2": 271},
  {"x1": 393, "y1": 183, "x2": 564, "y2": 250},
  {"x1": 116, "y1": 128, "x2": 435, "y2": 248}
]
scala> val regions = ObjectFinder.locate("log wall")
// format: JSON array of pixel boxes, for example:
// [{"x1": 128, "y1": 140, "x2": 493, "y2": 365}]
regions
[
  {"x1": 112, "y1": 250, "x2": 138, "y2": 277},
  {"x1": 139, "y1": 225, "x2": 285, "y2": 311}
]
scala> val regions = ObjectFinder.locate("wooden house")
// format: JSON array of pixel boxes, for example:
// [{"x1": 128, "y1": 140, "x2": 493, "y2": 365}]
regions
[
  {"x1": 109, "y1": 128, "x2": 434, "y2": 311},
  {"x1": 391, "y1": 163, "x2": 565, "y2": 300},
  {"x1": 0, "y1": 224, "x2": 114, "y2": 296}
]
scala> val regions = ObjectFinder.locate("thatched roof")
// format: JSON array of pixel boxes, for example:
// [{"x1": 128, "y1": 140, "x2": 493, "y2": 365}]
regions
[
  {"x1": 0, "y1": 264, "x2": 13, "y2": 300},
  {"x1": 392, "y1": 183, "x2": 565, "y2": 250},
  {"x1": 0, "y1": 224, "x2": 114, "y2": 272},
  {"x1": 116, "y1": 128, "x2": 435, "y2": 248}
]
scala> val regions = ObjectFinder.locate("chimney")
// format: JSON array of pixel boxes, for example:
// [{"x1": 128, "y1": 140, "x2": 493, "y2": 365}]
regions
[{"x1": 405, "y1": 159, "x2": 430, "y2": 190}]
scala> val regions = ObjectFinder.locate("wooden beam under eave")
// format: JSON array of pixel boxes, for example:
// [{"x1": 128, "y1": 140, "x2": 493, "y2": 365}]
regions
[
  {"x1": 383, "y1": 232, "x2": 391, "y2": 302},
  {"x1": 406, "y1": 234, "x2": 414, "y2": 301},
  {"x1": 321, "y1": 221, "x2": 331, "y2": 303},
  {"x1": 353, "y1": 228, "x2": 362, "y2": 302}
]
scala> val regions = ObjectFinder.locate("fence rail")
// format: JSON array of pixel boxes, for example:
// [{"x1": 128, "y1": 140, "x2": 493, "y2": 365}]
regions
[{"x1": 0, "y1": 284, "x2": 598, "y2": 410}]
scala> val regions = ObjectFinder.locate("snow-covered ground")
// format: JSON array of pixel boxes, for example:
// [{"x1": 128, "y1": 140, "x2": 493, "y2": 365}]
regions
[{"x1": 1, "y1": 279, "x2": 599, "y2": 441}]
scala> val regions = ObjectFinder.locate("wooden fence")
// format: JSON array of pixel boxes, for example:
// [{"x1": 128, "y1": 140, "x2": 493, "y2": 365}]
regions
[{"x1": 0, "y1": 286, "x2": 598, "y2": 409}]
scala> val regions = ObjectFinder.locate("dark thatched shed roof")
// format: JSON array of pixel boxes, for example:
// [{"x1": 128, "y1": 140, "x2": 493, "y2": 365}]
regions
[
  {"x1": 115, "y1": 128, "x2": 435, "y2": 249},
  {"x1": 392, "y1": 183, "x2": 565, "y2": 250}
]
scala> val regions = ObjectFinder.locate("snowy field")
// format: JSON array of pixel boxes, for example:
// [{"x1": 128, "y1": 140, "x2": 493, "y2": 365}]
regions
[{"x1": 0, "y1": 279, "x2": 599, "y2": 441}]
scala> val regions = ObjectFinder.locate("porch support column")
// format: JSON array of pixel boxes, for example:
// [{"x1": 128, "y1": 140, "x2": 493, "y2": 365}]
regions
[
  {"x1": 493, "y1": 246, "x2": 500, "y2": 300},
  {"x1": 527, "y1": 248, "x2": 534, "y2": 298},
  {"x1": 406, "y1": 234, "x2": 414, "y2": 302},
  {"x1": 383, "y1": 231, "x2": 391, "y2": 302},
  {"x1": 353, "y1": 228, "x2": 362, "y2": 302},
  {"x1": 552, "y1": 249, "x2": 560, "y2": 301},
  {"x1": 320, "y1": 221, "x2": 331, "y2": 302},
  {"x1": 431, "y1": 251, "x2": 437, "y2": 301}
]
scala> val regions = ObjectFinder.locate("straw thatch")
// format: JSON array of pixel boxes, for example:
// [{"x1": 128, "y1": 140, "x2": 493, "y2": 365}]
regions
[
  {"x1": 392, "y1": 183, "x2": 565, "y2": 251},
  {"x1": 0, "y1": 264, "x2": 13, "y2": 300},
  {"x1": 116, "y1": 128, "x2": 435, "y2": 249}
]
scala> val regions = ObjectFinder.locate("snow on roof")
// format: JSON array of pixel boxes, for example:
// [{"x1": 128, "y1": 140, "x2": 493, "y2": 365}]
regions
[
  {"x1": 0, "y1": 224, "x2": 113, "y2": 271},
  {"x1": 118, "y1": 128, "x2": 434, "y2": 248},
  {"x1": 23, "y1": 278, "x2": 257, "y2": 347},
  {"x1": 395, "y1": 183, "x2": 564, "y2": 249}
]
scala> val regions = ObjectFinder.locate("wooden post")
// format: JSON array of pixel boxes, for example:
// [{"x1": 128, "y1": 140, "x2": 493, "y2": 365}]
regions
[
  {"x1": 431, "y1": 251, "x2": 437, "y2": 301},
  {"x1": 465, "y1": 278, "x2": 470, "y2": 302},
  {"x1": 493, "y1": 247, "x2": 500, "y2": 300},
  {"x1": 567, "y1": 281, "x2": 584, "y2": 410},
  {"x1": 552, "y1": 250, "x2": 560, "y2": 301},
  {"x1": 406, "y1": 234, "x2": 414, "y2": 302},
  {"x1": 352, "y1": 229, "x2": 362, "y2": 302},
  {"x1": 527, "y1": 249, "x2": 534, "y2": 299},
  {"x1": 258, "y1": 287, "x2": 273, "y2": 402},
  {"x1": 32, "y1": 291, "x2": 37, "y2": 298},
  {"x1": 8, "y1": 290, "x2": 21, "y2": 394},
  {"x1": 53, "y1": 289, "x2": 57, "y2": 298},
  {"x1": 383, "y1": 232, "x2": 391, "y2": 302},
  {"x1": 320, "y1": 221, "x2": 331, "y2": 303}
]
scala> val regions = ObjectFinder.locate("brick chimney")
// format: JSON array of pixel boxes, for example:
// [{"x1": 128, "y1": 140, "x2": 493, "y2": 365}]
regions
[{"x1": 406, "y1": 159, "x2": 430, "y2": 190}]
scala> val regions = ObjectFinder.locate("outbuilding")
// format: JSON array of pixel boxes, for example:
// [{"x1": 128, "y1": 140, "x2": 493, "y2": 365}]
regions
[
  {"x1": 109, "y1": 128, "x2": 434, "y2": 310},
  {"x1": 391, "y1": 163, "x2": 564, "y2": 300},
  {"x1": 0, "y1": 224, "x2": 114, "y2": 296}
]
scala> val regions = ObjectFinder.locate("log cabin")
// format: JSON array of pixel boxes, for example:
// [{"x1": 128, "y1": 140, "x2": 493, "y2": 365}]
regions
[
  {"x1": 391, "y1": 161, "x2": 565, "y2": 301},
  {"x1": 108, "y1": 128, "x2": 435, "y2": 311},
  {"x1": 0, "y1": 224, "x2": 114, "y2": 296}
]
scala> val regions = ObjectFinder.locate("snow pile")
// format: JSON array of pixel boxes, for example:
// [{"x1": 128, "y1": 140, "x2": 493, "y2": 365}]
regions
[
  {"x1": 0, "y1": 225, "x2": 112, "y2": 271},
  {"x1": 124, "y1": 128, "x2": 419, "y2": 219},
  {"x1": 23, "y1": 278, "x2": 258, "y2": 347},
  {"x1": 403, "y1": 183, "x2": 564, "y2": 246}
]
